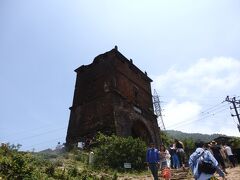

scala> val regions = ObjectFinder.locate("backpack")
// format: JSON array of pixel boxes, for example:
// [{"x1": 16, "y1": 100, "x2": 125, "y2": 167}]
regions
[{"x1": 198, "y1": 151, "x2": 216, "y2": 174}]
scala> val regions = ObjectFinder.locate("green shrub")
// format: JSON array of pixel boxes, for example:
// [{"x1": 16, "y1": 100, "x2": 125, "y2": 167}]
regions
[
  {"x1": 45, "y1": 163, "x2": 55, "y2": 176},
  {"x1": 112, "y1": 172, "x2": 118, "y2": 180},
  {"x1": 0, "y1": 144, "x2": 42, "y2": 179},
  {"x1": 38, "y1": 152, "x2": 58, "y2": 159},
  {"x1": 53, "y1": 159, "x2": 64, "y2": 167},
  {"x1": 67, "y1": 166, "x2": 78, "y2": 177},
  {"x1": 73, "y1": 151, "x2": 88, "y2": 164},
  {"x1": 0, "y1": 142, "x2": 123, "y2": 179},
  {"x1": 63, "y1": 153, "x2": 69, "y2": 159},
  {"x1": 93, "y1": 133, "x2": 147, "y2": 170},
  {"x1": 160, "y1": 131, "x2": 173, "y2": 147}
]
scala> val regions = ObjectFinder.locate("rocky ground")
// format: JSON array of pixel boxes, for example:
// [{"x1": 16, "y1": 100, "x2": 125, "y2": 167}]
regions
[{"x1": 118, "y1": 166, "x2": 240, "y2": 180}]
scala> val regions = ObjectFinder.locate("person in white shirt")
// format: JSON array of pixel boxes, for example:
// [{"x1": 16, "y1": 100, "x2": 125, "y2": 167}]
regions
[
  {"x1": 159, "y1": 144, "x2": 171, "y2": 169},
  {"x1": 224, "y1": 144, "x2": 236, "y2": 167},
  {"x1": 159, "y1": 144, "x2": 171, "y2": 180}
]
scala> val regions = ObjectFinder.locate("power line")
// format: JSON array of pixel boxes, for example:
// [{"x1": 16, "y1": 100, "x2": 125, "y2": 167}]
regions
[
  {"x1": 174, "y1": 107, "x2": 229, "y2": 128},
  {"x1": 10, "y1": 126, "x2": 67, "y2": 142},
  {"x1": 159, "y1": 100, "x2": 227, "y2": 129},
  {"x1": 199, "y1": 106, "x2": 227, "y2": 116},
  {"x1": 2, "y1": 124, "x2": 65, "y2": 138},
  {"x1": 199, "y1": 102, "x2": 227, "y2": 115},
  {"x1": 23, "y1": 136, "x2": 66, "y2": 151},
  {"x1": 167, "y1": 106, "x2": 229, "y2": 129}
]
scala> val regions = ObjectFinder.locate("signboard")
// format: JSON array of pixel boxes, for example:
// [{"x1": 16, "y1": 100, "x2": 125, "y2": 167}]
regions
[
  {"x1": 124, "y1": 163, "x2": 131, "y2": 169},
  {"x1": 77, "y1": 142, "x2": 84, "y2": 149}
]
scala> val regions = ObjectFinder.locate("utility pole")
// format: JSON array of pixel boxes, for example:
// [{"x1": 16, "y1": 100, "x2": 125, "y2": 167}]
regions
[{"x1": 225, "y1": 96, "x2": 240, "y2": 132}]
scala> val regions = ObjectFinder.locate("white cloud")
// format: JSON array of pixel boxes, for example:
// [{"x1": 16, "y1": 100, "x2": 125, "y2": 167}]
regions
[
  {"x1": 152, "y1": 57, "x2": 240, "y2": 136},
  {"x1": 152, "y1": 57, "x2": 240, "y2": 99},
  {"x1": 162, "y1": 101, "x2": 239, "y2": 136},
  {"x1": 162, "y1": 99, "x2": 202, "y2": 128}
]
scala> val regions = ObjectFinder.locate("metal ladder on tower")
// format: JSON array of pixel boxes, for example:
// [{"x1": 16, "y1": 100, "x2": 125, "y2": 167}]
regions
[{"x1": 153, "y1": 89, "x2": 166, "y2": 130}]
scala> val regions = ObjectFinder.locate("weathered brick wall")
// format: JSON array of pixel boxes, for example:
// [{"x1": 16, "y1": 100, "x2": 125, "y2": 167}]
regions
[{"x1": 66, "y1": 48, "x2": 161, "y2": 147}]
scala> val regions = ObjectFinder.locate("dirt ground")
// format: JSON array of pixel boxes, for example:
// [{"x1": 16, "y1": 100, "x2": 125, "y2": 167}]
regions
[
  {"x1": 118, "y1": 166, "x2": 240, "y2": 180},
  {"x1": 219, "y1": 166, "x2": 240, "y2": 180}
]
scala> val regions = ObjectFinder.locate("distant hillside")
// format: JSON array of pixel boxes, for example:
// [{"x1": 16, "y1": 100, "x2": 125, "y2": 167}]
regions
[{"x1": 164, "y1": 130, "x2": 225, "y2": 142}]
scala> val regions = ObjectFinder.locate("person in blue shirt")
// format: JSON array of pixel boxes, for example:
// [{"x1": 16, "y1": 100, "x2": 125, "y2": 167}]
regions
[
  {"x1": 189, "y1": 141, "x2": 226, "y2": 180},
  {"x1": 146, "y1": 142, "x2": 160, "y2": 180}
]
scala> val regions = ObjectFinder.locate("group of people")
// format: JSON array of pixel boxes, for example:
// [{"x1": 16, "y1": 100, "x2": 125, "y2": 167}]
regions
[
  {"x1": 146, "y1": 139, "x2": 185, "y2": 180},
  {"x1": 146, "y1": 140, "x2": 237, "y2": 180},
  {"x1": 189, "y1": 141, "x2": 236, "y2": 180},
  {"x1": 169, "y1": 139, "x2": 186, "y2": 169}
]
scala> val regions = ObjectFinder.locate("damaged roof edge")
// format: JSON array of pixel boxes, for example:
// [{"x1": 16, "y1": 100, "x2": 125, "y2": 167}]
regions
[{"x1": 74, "y1": 47, "x2": 153, "y2": 82}]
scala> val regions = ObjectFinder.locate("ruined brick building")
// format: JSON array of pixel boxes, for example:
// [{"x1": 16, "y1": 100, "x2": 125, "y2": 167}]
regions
[{"x1": 66, "y1": 47, "x2": 161, "y2": 147}]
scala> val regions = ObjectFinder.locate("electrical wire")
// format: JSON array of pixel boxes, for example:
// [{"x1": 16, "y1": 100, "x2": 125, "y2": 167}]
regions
[
  {"x1": 166, "y1": 106, "x2": 229, "y2": 129},
  {"x1": 10, "y1": 126, "x2": 67, "y2": 142},
  {"x1": 2, "y1": 124, "x2": 65, "y2": 138},
  {"x1": 169, "y1": 105, "x2": 228, "y2": 127},
  {"x1": 172, "y1": 107, "x2": 229, "y2": 128},
  {"x1": 23, "y1": 136, "x2": 66, "y2": 151},
  {"x1": 199, "y1": 102, "x2": 227, "y2": 115},
  {"x1": 162, "y1": 100, "x2": 229, "y2": 129}
]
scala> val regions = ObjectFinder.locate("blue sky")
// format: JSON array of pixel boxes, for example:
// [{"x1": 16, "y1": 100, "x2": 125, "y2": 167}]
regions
[{"x1": 0, "y1": 0, "x2": 240, "y2": 151}]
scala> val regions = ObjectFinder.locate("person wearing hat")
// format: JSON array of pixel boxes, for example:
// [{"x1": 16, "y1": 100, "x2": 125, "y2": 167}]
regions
[{"x1": 146, "y1": 142, "x2": 160, "y2": 180}]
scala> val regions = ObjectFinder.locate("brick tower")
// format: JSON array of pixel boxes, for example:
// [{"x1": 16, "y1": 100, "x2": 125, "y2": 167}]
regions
[{"x1": 66, "y1": 47, "x2": 161, "y2": 147}]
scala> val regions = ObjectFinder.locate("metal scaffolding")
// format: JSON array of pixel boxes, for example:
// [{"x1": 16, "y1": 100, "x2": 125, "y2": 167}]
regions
[{"x1": 153, "y1": 89, "x2": 166, "y2": 130}]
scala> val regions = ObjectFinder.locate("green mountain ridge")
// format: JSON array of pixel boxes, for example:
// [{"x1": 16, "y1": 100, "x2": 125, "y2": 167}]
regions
[{"x1": 164, "y1": 130, "x2": 227, "y2": 142}]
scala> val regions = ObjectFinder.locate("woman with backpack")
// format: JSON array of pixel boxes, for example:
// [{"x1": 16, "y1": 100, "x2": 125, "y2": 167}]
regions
[{"x1": 189, "y1": 141, "x2": 226, "y2": 180}]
